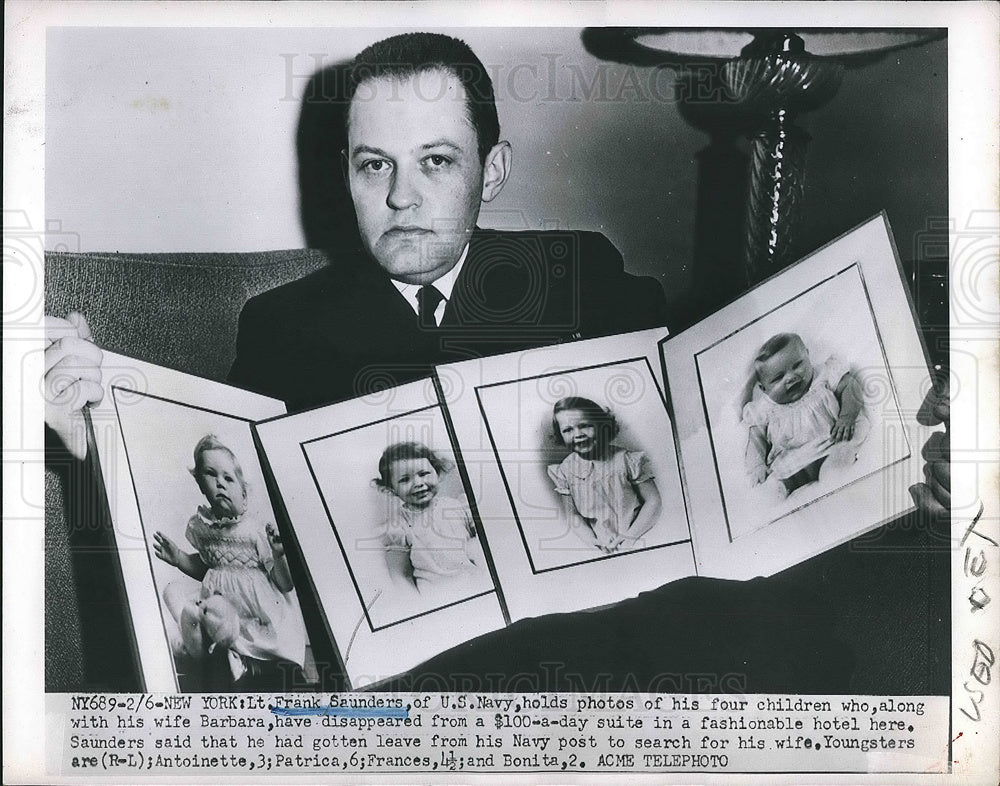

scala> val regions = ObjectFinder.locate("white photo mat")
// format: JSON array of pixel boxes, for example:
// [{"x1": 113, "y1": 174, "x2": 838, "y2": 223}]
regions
[
  {"x1": 253, "y1": 379, "x2": 507, "y2": 689},
  {"x1": 441, "y1": 327, "x2": 697, "y2": 621},
  {"x1": 87, "y1": 352, "x2": 288, "y2": 692},
  {"x1": 661, "y1": 213, "x2": 934, "y2": 580}
]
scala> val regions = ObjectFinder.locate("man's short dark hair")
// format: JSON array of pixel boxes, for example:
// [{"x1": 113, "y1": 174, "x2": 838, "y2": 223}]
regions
[{"x1": 347, "y1": 32, "x2": 500, "y2": 164}]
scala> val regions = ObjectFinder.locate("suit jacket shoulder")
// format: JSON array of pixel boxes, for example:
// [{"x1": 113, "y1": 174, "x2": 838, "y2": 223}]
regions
[
  {"x1": 454, "y1": 228, "x2": 667, "y2": 339},
  {"x1": 230, "y1": 229, "x2": 668, "y2": 410}
]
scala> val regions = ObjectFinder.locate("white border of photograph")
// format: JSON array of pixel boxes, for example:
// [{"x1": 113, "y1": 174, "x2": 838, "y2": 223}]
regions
[
  {"x1": 661, "y1": 213, "x2": 936, "y2": 580},
  {"x1": 441, "y1": 327, "x2": 698, "y2": 622},
  {"x1": 87, "y1": 351, "x2": 287, "y2": 692},
  {"x1": 695, "y1": 264, "x2": 910, "y2": 540},
  {"x1": 299, "y1": 405, "x2": 496, "y2": 632},
  {"x1": 475, "y1": 359, "x2": 691, "y2": 572},
  {"x1": 254, "y1": 379, "x2": 506, "y2": 689}
]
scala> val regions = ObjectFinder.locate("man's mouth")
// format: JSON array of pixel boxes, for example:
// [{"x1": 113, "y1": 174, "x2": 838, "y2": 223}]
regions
[{"x1": 385, "y1": 226, "x2": 431, "y2": 237}]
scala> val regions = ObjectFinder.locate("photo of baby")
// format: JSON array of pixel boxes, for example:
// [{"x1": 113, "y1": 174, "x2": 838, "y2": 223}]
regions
[
  {"x1": 548, "y1": 397, "x2": 662, "y2": 554},
  {"x1": 694, "y1": 266, "x2": 910, "y2": 540},
  {"x1": 111, "y1": 392, "x2": 310, "y2": 692},
  {"x1": 302, "y1": 407, "x2": 495, "y2": 630},
  {"x1": 743, "y1": 333, "x2": 872, "y2": 500},
  {"x1": 476, "y1": 359, "x2": 690, "y2": 573}
]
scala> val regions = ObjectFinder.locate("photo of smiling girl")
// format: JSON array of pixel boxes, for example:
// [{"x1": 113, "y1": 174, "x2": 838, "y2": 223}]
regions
[
  {"x1": 547, "y1": 397, "x2": 662, "y2": 554},
  {"x1": 373, "y1": 441, "x2": 487, "y2": 593}
]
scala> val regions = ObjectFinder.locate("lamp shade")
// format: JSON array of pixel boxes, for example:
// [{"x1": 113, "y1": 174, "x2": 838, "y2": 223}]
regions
[{"x1": 584, "y1": 27, "x2": 945, "y2": 68}]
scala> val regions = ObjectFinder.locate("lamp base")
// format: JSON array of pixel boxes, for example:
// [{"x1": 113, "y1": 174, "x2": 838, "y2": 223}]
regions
[{"x1": 744, "y1": 111, "x2": 810, "y2": 286}]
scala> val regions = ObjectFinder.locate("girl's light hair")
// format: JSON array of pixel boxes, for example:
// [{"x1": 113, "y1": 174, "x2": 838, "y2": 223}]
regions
[{"x1": 189, "y1": 434, "x2": 248, "y2": 495}]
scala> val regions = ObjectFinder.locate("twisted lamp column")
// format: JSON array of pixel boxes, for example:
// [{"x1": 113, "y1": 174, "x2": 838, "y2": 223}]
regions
[{"x1": 722, "y1": 33, "x2": 844, "y2": 286}]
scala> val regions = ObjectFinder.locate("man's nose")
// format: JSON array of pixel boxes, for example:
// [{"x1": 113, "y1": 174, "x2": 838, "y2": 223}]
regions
[{"x1": 386, "y1": 168, "x2": 421, "y2": 210}]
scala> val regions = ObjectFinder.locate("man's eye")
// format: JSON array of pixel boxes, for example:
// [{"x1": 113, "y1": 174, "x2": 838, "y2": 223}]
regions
[
  {"x1": 424, "y1": 154, "x2": 451, "y2": 168},
  {"x1": 361, "y1": 159, "x2": 390, "y2": 174}
]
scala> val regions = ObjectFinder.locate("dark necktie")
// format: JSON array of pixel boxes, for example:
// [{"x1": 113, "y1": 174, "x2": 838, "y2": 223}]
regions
[{"x1": 417, "y1": 284, "x2": 444, "y2": 328}]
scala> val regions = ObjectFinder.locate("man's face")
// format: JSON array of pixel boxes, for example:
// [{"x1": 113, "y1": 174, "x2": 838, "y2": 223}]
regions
[{"x1": 346, "y1": 69, "x2": 487, "y2": 285}]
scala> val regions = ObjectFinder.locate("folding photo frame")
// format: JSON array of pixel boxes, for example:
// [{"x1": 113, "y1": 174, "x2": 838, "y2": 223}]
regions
[
  {"x1": 87, "y1": 354, "x2": 290, "y2": 692},
  {"x1": 85, "y1": 213, "x2": 936, "y2": 688},
  {"x1": 660, "y1": 212, "x2": 934, "y2": 578}
]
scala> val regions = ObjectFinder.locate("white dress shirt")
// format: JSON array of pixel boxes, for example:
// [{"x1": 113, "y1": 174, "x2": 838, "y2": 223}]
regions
[{"x1": 389, "y1": 243, "x2": 470, "y2": 327}]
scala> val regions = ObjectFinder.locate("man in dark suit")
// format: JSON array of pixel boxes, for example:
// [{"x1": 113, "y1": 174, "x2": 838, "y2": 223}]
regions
[{"x1": 230, "y1": 32, "x2": 667, "y2": 411}]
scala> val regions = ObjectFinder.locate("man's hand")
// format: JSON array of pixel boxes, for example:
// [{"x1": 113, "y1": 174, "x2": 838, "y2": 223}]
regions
[
  {"x1": 45, "y1": 312, "x2": 103, "y2": 461},
  {"x1": 909, "y1": 377, "x2": 950, "y2": 520}
]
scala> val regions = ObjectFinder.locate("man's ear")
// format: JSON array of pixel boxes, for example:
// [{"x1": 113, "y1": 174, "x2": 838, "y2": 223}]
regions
[{"x1": 481, "y1": 141, "x2": 512, "y2": 203}]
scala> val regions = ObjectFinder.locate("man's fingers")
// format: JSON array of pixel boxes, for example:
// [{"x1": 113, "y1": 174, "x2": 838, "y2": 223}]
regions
[
  {"x1": 47, "y1": 379, "x2": 105, "y2": 411},
  {"x1": 45, "y1": 313, "x2": 94, "y2": 345},
  {"x1": 45, "y1": 354, "x2": 104, "y2": 398},
  {"x1": 66, "y1": 311, "x2": 93, "y2": 341},
  {"x1": 909, "y1": 482, "x2": 949, "y2": 519},
  {"x1": 922, "y1": 464, "x2": 951, "y2": 506},
  {"x1": 45, "y1": 336, "x2": 103, "y2": 370},
  {"x1": 921, "y1": 430, "x2": 949, "y2": 462},
  {"x1": 44, "y1": 315, "x2": 79, "y2": 349},
  {"x1": 926, "y1": 457, "x2": 951, "y2": 491},
  {"x1": 917, "y1": 379, "x2": 950, "y2": 427}
]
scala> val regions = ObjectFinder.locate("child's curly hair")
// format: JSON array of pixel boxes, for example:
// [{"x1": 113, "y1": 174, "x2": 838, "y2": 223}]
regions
[
  {"x1": 373, "y1": 441, "x2": 454, "y2": 491},
  {"x1": 551, "y1": 397, "x2": 619, "y2": 444}
]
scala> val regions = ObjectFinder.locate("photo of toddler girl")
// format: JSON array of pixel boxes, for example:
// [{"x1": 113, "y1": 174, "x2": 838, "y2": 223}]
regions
[
  {"x1": 373, "y1": 441, "x2": 487, "y2": 595},
  {"x1": 547, "y1": 396, "x2": 662, "y2": 554},
  {"x1": 153, "y1": 434, "x2": 307, "y2": 690}
]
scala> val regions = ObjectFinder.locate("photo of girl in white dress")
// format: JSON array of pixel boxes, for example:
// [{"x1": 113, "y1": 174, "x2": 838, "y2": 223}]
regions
[
  {"x1": 373, "y1": 441, "x2": 488, "y2": 598},
  {"x1": 153, "y1": 434, "x2": 307, "y2": 691},
  {"x1": 301, "y1": 407, "x2": 496, "y2": 630},
  {"x1": 547, "y1": 397, "x2": 662, "y2": 554}
]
